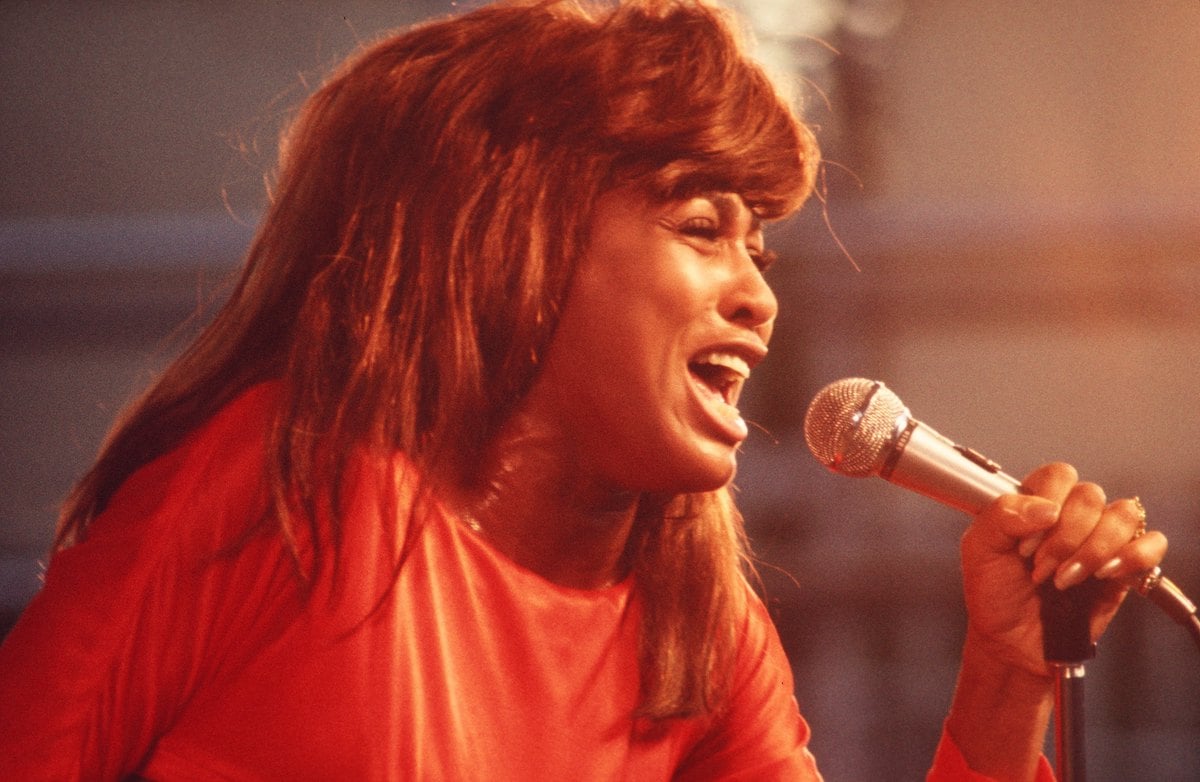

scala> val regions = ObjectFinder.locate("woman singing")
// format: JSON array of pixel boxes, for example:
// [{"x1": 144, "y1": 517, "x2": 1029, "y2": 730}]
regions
[{"x1": 0, "y1": 1, "x2": 1166, "y2": 779}]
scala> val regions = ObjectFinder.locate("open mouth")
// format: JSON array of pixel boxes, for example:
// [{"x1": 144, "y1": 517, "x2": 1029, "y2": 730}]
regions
[{"x1": 688, "y1": 350, "x2": 750, "y2": 407}]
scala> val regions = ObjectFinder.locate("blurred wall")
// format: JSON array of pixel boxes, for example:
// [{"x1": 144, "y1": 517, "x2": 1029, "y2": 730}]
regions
[{"x1": 3, "y1": 2, "x2": 1198, "y2": 779}]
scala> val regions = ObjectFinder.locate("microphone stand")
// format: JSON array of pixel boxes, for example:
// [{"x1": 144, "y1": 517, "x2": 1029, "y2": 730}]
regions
[
  {"x1": 1038, "y1": 577, "x2": 1104, "y2": 782},
  {"x1": 1040, "y1": 572, "x2": 1200, "y2": 782}
]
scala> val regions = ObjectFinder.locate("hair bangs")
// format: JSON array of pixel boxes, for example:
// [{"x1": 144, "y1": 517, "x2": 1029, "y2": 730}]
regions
[{"x1": 575, "y1": 1, "x2": 818, "y2": 218}]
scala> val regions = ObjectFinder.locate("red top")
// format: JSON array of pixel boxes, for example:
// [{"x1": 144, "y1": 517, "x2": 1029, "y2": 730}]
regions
[
  {"x1": 0, "y1": 384, "x2": 820, "y2": 779},
  {"x1": 0, "y1": 383, "x2": 1051, "y2": 780}
]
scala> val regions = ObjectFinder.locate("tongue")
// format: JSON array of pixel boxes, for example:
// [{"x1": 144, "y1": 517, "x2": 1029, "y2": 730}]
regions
[{"x1": 690, "y1": 363, "x2": 737, "y2": 407}]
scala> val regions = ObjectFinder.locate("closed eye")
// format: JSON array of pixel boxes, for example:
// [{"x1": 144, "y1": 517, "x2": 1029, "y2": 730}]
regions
[
  {"x1": 676, "y1": 216, "x2": 775, "y2": 272},
  {"x1": 677, "y1": 216, "x2": 720, "y2": 242}
]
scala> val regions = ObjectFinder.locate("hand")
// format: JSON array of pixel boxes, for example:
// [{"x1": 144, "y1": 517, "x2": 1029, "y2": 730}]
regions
[{"x1": 959, "y1": 462, "x2": 1168, "y2": 677}]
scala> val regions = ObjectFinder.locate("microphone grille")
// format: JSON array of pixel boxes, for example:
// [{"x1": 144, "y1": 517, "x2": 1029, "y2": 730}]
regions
[{"x1": 803, "y1": 377, "x2": 908, "y2": 477}]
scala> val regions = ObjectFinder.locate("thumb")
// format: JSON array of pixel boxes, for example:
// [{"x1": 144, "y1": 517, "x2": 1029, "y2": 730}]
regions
[{"x1": 968, "y1": 494, "x2": 1060, "y2": 556}]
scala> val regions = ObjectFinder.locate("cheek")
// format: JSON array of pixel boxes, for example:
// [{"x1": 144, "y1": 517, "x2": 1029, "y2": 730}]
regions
[
  {"x1": 550, "y1": 282, "x2": 663, "y2": 389},
  {"x1": 555, "y1": 327, "x2": 655, "y2": 419},
  {"x1": 538, "y1": 317, "x2": 660, "y2": 433},
  {"x1": 534, "y1": 307, "x2": 630, "y2": 421}
]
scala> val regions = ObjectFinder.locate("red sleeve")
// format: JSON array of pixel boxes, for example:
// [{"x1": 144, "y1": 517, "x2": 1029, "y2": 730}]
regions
[
  {"x1": 672, "y1": 592, "x2": 825, "y2": 781},
  {"x1": 0, "y1": 384, "x2": 300, "y2": 781},
  {"x1": 927, "y1": 724, "x2": 1056, "y2": 781}
]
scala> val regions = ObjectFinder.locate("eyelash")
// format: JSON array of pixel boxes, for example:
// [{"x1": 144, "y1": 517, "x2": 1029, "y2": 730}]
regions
[
  {"x1": 678, "y1": 217, "x2": 721, "y2": 241},
  {"x1": 677, "y1": 218, "x2": 775, "y2": 272}
]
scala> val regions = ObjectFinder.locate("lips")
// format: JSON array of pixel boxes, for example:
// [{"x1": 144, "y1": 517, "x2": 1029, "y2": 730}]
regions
[{"x1": 685, "y1": 345, "x2": 762, "y2": 444}]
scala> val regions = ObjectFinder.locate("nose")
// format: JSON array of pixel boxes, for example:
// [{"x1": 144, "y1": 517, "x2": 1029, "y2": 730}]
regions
[{"x1": 722, "y1": 250, "x2": 778, "y2": 343}]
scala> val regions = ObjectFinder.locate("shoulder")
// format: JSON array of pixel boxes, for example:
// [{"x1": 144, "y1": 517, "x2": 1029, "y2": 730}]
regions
[
  {"x1": 45, "y1": 382, "x2": 289, "y2": 589},
  {"x1": 0, "y1": 382, "x2": 295, "y2": 777},
  {"x1": 730, "y1": 584, "x2": 797, "y2": 702},
  {"x1": 674, "y1": 584, "x2": 822, "y2": 780},
  {"x1": 162, "y1": 381, "x2": 280, "y2": 498},
  {"x1": 66, "y1": 381, "x2": 284, "y2": 571}
]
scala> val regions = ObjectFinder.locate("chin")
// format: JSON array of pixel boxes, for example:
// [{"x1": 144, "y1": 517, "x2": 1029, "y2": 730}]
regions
[
  {"x1": 602, "y1": 431, "x2": 739, "y2": 494},
  {"x1": 686, "y1": 469, "x2": 737, "y2": 494},
  {"x1": 651, "y1": 450, "x2": 738, "y2": 495}
]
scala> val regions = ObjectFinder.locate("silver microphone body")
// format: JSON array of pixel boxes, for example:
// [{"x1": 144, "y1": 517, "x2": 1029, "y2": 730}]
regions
[
  {"x1": 802, "y1": 376, "x2": 1021, "y2": 512},
  {"x1": 876, "y1": 411, "x2": 1021, "y2": 515}
]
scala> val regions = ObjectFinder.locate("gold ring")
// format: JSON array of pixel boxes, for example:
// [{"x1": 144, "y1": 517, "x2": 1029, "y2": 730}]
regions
[{"x1": 1132, "y1": 496, "x2": 1147, "y2": 538}]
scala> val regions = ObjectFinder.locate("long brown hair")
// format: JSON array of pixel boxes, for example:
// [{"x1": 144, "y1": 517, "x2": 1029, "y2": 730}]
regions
[{"x1": 57, "y1": 0, "x2": 818, "y2": 720}]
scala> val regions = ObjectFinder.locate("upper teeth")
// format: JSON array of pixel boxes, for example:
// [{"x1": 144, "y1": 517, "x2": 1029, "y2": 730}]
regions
[{"x1": 692, "y1": 351, "x2": 750, "y2": 379}]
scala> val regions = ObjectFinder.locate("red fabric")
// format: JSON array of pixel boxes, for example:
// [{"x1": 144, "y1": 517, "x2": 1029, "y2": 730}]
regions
[
  {"x1": 0, "y1": 384, "x2": 821, "y2": 781},
  {"x1": 927, "y1": 724, "x2": 1056, "y2": 782}
]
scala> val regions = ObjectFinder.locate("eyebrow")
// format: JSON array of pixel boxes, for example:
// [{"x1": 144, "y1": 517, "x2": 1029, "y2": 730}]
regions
[{"x1": 709, "y1": 193, "x2": 762, "y2": 234}]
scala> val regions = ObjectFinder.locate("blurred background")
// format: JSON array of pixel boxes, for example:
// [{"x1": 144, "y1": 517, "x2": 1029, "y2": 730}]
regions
[{"x1": 2, "y1": 1, "x2": 1197, "y2": 778}]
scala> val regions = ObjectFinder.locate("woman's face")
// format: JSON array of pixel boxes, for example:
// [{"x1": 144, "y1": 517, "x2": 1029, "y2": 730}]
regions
[{"x1": 523, "y1": 186, "x2": 778, "y2": 495}]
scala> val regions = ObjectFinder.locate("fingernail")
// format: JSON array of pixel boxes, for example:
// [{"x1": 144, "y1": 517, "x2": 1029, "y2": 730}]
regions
[
  {"x1": 1031, "y1": 555, "x2": 1057, "y2": 585},
  {"x1": 1018, "y1": 533, "x2": 1043, "y2": 559},
  {"x1": 1055, "y1": 561, "x2": 1086, "y2": 590},
  {"x1": 1028, "y1": 500, "x2": 1061, "y2": 527},
  {"x1": 1094, "y1": 556, "x2": 1122, "y2": 580}
]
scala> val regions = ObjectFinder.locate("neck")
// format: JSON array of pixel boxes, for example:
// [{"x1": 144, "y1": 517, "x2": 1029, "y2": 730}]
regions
[{"x1": 452, "y1": 414, "x2": 641, "y2": 590}]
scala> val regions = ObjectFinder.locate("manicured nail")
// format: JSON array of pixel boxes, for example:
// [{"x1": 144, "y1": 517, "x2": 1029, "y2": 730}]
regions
[
  {"x1": 1094, "y1": 556, "x2": 1123, "y2": 580},
  {"x1": 1031, "y1": 555, "x2": 1057, "y2": 586},
  {"x1": 1028, "y1": 500, "x2": 1061, "y2": 527},
  {"x1": 1055, "y1": 561, "x2": 1086, "y2": 590},
  {"x1": 1018, "y1": 533, "x2": 1043, "y2": 559}
]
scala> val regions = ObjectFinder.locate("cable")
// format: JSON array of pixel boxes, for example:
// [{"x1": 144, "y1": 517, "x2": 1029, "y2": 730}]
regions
[{"x1": 1136, "y1": 568, "x2": 1200, "y2": 654}]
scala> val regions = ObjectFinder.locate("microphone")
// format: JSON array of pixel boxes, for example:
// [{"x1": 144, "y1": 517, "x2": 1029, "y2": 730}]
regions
[
  {"x1": 803, "y1": 376, "x2": 1020, "y2": 515},
  {"x1": 802, "y1": 377, "x2": 1199, "y2": 645}
]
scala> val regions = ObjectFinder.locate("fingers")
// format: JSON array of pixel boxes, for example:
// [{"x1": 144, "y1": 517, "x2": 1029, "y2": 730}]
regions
[
  {"x1": 1029, "y1": 479, "x2": 1107, "y2": 586},
  {"x1": 969, "y1": 493, "x2": 1060, "y2": 556},
  {"x1": 1049, "y1": 496, "x2": 1168, "y2": 590},
  {"x1": 1093, "y1": 525, "x2": 1169, "y2": 582},
  {"x1": 1019, "y1": 467, "x2": 1170, "y2": 589},
  {"x1": 971, "y1": 462, "x2": 1074, "y2": 556},
  {"x1": 1019, "y1": 461, "x2": 1080, "y2": 506},
  {"x1": 976, "y1": 462, "x2": 1169, "y2": 591}
]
